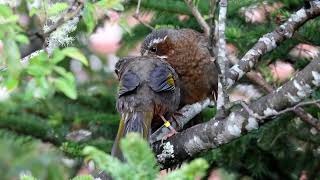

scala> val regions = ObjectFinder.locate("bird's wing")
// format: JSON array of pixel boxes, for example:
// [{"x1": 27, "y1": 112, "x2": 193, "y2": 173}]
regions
[
  {"x1": 149, "y1": 65, "x2": 176, "y2": 92},
  {"x1": 118, "y1": 70, "x2": 140, "y2": 97}
]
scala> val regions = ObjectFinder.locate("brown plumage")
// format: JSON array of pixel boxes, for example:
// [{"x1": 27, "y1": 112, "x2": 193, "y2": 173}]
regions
[
  {"x1": 112, "y1": 56, "x2": 180, "y2": 160},
  {"x1": 141, "y1": 28, "x2": 218, "y2": 107}
]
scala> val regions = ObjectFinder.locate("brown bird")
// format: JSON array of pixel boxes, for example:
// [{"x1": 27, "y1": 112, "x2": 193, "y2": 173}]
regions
[
  {"x1": 141, "y1": 28, "x2": 218, "y2": 107},
  {"x1": 111, "y1": 56, "x2": 180, "y2": 160}
]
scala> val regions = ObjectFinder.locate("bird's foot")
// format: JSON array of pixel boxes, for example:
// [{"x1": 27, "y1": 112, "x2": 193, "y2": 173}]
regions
[
  {"x1": 160, "y1": 115, "x2": 178, "y2": 144},
  {"x1": 161, "y1": 127, "x2": 177, "y2": 144},
  {"x1": 172, "y1": 114, "x2": 182, "y2": 129}
]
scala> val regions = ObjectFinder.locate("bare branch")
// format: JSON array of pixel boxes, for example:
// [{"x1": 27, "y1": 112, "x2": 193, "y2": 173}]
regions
[
  {"x1": 226, "y1": 1, "x2": 320, "y2": 88},
  {"x1": 230, "y1": 56, "x2": 320, "y2": 131},
  {"x1": 184, "y1": 0, "x2": 210, "y2": 36},
  {"x1": 133, "y1": 0, "x2": 154, "y2": 30},
  {"x1": 216, "y1": 0, "x2": 229, "y2": 111}
]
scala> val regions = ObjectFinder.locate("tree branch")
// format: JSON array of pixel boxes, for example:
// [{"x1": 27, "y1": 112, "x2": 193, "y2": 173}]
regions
[
  {"x1": 184, "y1": 0, "x2": 210, "y2": 36},
  {"x1": 133, "y1": 0, "x2": 154, "y2": 30},
  {"x1": 153, "y1": 56, "x2": 320, "y2": 168},
  {"x1": 225, "y1": 1, "x2": 320, "y2": 88},
  {"x1": 43, "y1": 1, "x2": 83, "y2": 38},
  {"x1": 0, "y1": 0, "x2": 84, "y2": 72},
  {"x1": 216, "y1": 0, "x2": 229, "y2": 111},
  {"x1": 228, "y1": 52, "x2": 320, "y2": 131}
]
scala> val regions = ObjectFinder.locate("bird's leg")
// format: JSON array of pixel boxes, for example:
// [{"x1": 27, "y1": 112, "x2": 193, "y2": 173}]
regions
[
  {"x1": 160, "y1": 115, "x2": 177, "y2": 143},
  {"x1": 172, "y1": 113, "x2": 183, "y2": 129}
]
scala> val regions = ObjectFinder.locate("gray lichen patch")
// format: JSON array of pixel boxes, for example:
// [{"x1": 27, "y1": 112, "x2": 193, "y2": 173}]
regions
[
  {"x1": 184, "y1": 135, "x2": 214, "y2": 156},
  {"x1": 263, "y1": 107, "x2": 278, "y2": 116},
  {"x1": 312, "y1": 71, "x2": 320, "y2": 86},
  {"x1": 230, "y1": 64, "x2": 245, "y2": 80},
  {"x1": 258, "y1": 35, "x2": 277, "y2": 52},
  {"x1": 225, "y1": 112, "x2": 245, "y2": 137},
  {"x1": 245, "y1": 116, "x2": 258, "y2": 131},
  {"x1": 293, "y1": 80, "x2": 312, "y2": 98},
  {"x1": 290, "y1": 9, "x2": 306, "y2": 22},
  {"x1": 157, "y1": 142, "x2": 174, "y2": 163},
  {"x1": 286, "y1": 92, "x2": 301, "y2": 104}
]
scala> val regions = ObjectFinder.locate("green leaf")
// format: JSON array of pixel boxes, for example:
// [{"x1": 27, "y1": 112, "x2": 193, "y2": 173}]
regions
[
  {"x1": 96, "y1": 0, "x2": 121, "y2": 9},
  {"x1": 119, "y1": 17, "x2": 131, "y2": 34},
  {"x1": 0, "y1": 4, "x2": 13, "y2": 17},
  {"x1": 51, "y1": 49, "x2": 66, "y2": 64},
  {"x1": 4, "y1": 76, "x2": 19, "y2": 90},
  {"x1": 29, "y1": 7, "x2": 39, "y2": 17},
  {"x1": 20, "y1": 175, "x2": 38, "y2": 180},
  {"x1": 48, "y1": 2, "x2": 69, "y2": 16},
  {"x1": 27, "y1": 51, "x2": 51, "y2": 77},
  {"x1": 27, "y1": 64, "x2": 52, "y2": 77},
  {"x1": 83, "y1": 2, "x2": 95, "y2": 34},
  {"x1": 62, "y1": 47, "x2": 88, "y2": 66},
  {"x1": 71, "y1": 175, "x2": 94, "y2": 180},
  {"x1": 112, "y1": 3, "x2": 124, "y2": 11},
  {"x1": 15, "y1": 34, "x2": 30, "y2": 44},
  {"x1": 53, "y1": 76, "x2": 77, "y2": 99},
  {"x1": 3, "y1": 38, "x2": 21, "y2": 90}
]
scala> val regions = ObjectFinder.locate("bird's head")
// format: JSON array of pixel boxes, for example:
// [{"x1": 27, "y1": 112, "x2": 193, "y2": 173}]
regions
[
  {"x1": 115, "y1": 57, "x2": 133, "y2": 79},
  {"x1": 140, "y1": 29, "x2": 174, "y2": 58}
]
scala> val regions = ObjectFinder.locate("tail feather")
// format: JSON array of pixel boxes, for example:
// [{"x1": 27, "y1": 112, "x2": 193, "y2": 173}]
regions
[{"x1": 111, "y1": 111, "x2": 153, "y2": 160}]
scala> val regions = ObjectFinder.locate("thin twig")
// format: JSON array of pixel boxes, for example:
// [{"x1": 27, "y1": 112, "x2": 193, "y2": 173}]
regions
[
  {"x1": 276, "y1": 100, "x2": 320, "y2": 116},
  {"x1": 184, "y1": 0, "x2": 210, "y2": 36},
  {"x1": 208, "y1": 0, "x2": 217, "y2": 56},
  {"x1": 133, "y1": 0, "x2": 154, "y2": 30},
  {"x1": 229, "y1": 54, "x2": 320, "y2": 131},
  {"x1": 43, "y1": 1, "x2": 83, "y2": 37}
]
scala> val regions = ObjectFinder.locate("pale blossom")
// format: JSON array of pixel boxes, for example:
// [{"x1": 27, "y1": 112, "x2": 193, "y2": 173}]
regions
[
  {"x1": 89, "y1": 22, "x2": 123, "y2": 54},
  {"x1": 269, "y1": 61, "x2": 295, "y2": 82},
  {"x1": 289, "y1": 43, "x2": 320, "y2": 61},
  {"x1": 241, "y1": 2, "x2": 283, "y2": 24}
]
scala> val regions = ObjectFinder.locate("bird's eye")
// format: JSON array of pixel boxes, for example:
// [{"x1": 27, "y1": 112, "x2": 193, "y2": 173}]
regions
[
  {"x1": 115, "y1": 69, "x2": 120, "y2": 78},
  {"x1": 150, "y1": 46, "x2": 157, "y2": 53}
]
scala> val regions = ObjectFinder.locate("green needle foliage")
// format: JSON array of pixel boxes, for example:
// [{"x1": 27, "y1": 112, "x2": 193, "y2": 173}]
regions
[{"x1": 83, "y1": 133, "x2": 208, "y2": 180}]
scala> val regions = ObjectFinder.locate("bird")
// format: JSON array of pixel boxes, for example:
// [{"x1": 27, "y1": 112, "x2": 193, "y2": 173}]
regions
[
  {"x1": 111, "y1": 56, "x2": 180, "y2": 160},
  {"x1": 141, "y1": 28, "x2": 218, "y2": 107}
]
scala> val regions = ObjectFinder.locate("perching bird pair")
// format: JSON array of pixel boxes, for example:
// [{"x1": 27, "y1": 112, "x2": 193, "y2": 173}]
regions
[{"x1": 111, "y1": 28, "x2": 218, "y2": 160}]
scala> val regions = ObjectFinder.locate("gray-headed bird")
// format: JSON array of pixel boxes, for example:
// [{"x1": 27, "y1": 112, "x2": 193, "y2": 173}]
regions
[{"x1": 111, "y1": 56, "x2": 180, "y2": 160}]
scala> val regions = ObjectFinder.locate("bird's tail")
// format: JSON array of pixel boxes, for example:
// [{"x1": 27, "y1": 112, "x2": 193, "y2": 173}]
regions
[{"x1": 111, "y1": 111, "x2": 154, "y2": 160}]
